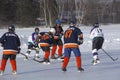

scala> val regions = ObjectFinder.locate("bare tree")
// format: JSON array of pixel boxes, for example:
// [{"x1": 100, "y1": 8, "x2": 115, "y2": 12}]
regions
[
  {"x1": 75, "y1": 0, "x2": 86, "y2": 24},
  {"x1": 56, "y1": 0, "x2": 65, "y2": 19},
  {"x1": 38, "y1": 0, "x2": 58, "y2": 26}
]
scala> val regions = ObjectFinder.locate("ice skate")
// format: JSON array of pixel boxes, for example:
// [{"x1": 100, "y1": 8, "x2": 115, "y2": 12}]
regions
[
  {"x1": 78, "y1": 68, "x2": 84, "y2": 72},
  {"x1": 62, "y1": 68, "x2": 67, "y2": 72},
  {"x1": 12, "y1": 70, "x2": 17, "y2": 75},
  {"x1": 34, "y1": 54, "x2": 40, "y2": 60},
  {"x1": 0, "y1": 71, "x2": 4, "y2": 76},
  {"x1": 92, "y1": 58, "x2": 100, "y2": 65},
  {"x1": 50, "y1": 56, "x2": 58, "y2": 62},
  {"x1": 57, "y1": 56, "x2": 64, "y2": 61},
  {"x1": 42, "y1": 58, "x2": 50, "y2": 64}
]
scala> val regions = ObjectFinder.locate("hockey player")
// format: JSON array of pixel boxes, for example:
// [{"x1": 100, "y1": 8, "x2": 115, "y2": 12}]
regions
[
  {"x1": 62, "y1": 21, "x2": 84, "y2": 72},
  {"x1": 0, "y1": 24, "x2": 21, "y2": 75},
  {"x1": 51, "y1": 19, "x2": 64, "y2": 60},
  {"x1": 25, "y1": 27, "x2": 40, "y2": 60},
  {"x1": 90, "y1": 23, "x2": 104, "y2": 65},
  {"x1": 35, "y1": 28, "x2": 55, "y2": 64}
]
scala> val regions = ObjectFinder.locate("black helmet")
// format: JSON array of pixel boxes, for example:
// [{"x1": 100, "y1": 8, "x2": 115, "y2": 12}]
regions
[
  {"x1": 35, "y1": 27, "x2": 39, "y2": 31},
  {"x1": 8, "y1": 24, "x2": 15, "y2": 32},
  {"x1": 69, "y1": 21, "x2": 76, "y2": 26},
  {"x1": 94, "y1": 23, "x2": 99, "y2": 27},
  {"x1": 35, "y1": 27, "x2": 39, "y2": 34},
  {"x1": 69, "y1": 21, "x2": 75, "y2": 24}
]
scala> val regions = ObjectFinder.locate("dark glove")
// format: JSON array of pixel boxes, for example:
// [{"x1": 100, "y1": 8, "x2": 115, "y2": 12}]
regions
[
  {"x1": 34, "y1": 42, "x2": 38, "y2": 48},
  {"x1": 78, "y1": 39, "x2": 83, "y2": 45},
  {"x1": 58, "y1": 34, "x2": 63, "y2": 38},
  {"x1": 17, "y1": 48, "x2": 21, "y2": 54},
  {"x1": 54, "y1": 36, "x2": 59, "y2": 40}
]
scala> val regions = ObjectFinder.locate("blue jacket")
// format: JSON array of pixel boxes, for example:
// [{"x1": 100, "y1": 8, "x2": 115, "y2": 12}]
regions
[
  {"x1": 53, "y1": 26, "x2": 64, "y2": 38},
  {"x1": 39, "y1": 32, "x2": 54, "y2": 47},
  {"x1": 64, "y1": 26, "x2": 83, "y2": 48},
  {"x1": 0, "y1": 32, "x2": 21, "y2": 54}
]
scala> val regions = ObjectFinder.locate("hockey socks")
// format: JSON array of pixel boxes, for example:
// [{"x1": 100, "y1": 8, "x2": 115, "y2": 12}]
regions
[
  {"x1": 44, "y1": 51, "x2": 50, "y2": 59},
  {"x1": 0, "y1": 59, "x2": 7, "y2": 71},
  {"x1": 62, "y1": 57, "x2": 69, "y2": 69},
  {"x1": 76, "y1": 56, "x2": 84, "y2": 71},
  {"x1": 58, "y1": 45, "x2": 63, "y2": 57},
  {"x1": 10, "y1": 59, "x2": 17, "y2": 71},
  {"x1": 76, "y1": 56, "x2": 82, "y2": 69},
  {"x1": 51, "y1": 45, "x2": 57, "y2": 57}
]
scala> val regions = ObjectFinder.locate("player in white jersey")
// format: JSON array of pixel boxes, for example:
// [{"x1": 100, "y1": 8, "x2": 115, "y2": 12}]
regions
[{"x1": 90, "y1": 23, "x2": 104, "y2": 65}]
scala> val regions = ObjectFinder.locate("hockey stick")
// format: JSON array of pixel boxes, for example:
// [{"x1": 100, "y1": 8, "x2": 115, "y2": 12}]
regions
[
  {"x1": 19, "y1": 52, "x2": 26, "y2": 57},
  {"x1": 19, "y1": 52, "x2": 39, "y2": 61},
  {"x1": 101, "y1": 48, "x2": 118, "y2": 61},
  {"x1": 19, "y1": 52, "x2": 28, "y2": 59},
  {"x1": 32, "y1": 58, "x2": 63, "y2": 64},
  {"x1": 32, "y1": 58, "x2": 45, "y2": 63}
]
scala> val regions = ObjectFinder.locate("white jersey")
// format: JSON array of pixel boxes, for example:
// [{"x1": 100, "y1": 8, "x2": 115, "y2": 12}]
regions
[{"x1": 90, "y1": 27, "x2": 104, "y2": 39}]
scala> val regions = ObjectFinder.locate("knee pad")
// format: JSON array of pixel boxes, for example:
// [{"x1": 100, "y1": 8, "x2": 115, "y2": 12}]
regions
[{"x1": 92, "y1": 49, "x2": 97, "y2": 54}]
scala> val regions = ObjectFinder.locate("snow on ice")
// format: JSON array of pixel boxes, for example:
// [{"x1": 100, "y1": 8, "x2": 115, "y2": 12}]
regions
[{"x1": 0, "y1": 24, "x2": 120, "y2": 80}]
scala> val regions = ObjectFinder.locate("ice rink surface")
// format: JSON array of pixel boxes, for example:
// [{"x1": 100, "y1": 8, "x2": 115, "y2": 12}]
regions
[{"x1": 0, "y1": 24, "x2": 120, "y2": 80}]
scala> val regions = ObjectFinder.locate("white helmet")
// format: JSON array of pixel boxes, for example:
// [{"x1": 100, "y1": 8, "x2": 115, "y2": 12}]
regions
[{"x1": 49, "y1": 28, "x2": 55, "y2": 34}]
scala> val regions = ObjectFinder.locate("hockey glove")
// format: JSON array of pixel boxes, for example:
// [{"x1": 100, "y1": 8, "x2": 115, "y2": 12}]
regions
[
  {"x1": 54, "y1": 36, "x2": 59, "y2": 40},
  {"x1": 58, "y1": 34, "x2": 63, "y2": 38},
  {"x1": 17, "y1": 47, "x2": 21, "y2": 54},
  {"x1": 78, "y1": 39, "x2": 83, "y2": 45},
  {"x1": 34, "y1": 42, "x2": 38, "y2": 47}
]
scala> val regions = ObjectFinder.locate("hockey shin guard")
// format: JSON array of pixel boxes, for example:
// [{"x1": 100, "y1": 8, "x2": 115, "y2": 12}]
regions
[
  {"x1": 10, "y1": 60, "x2": 17, "y2": 71},
  {"x1": 58, "y1": 45, "x2": 63, "y2": 57},
  {"x1": 76, "y1": 56, "x2": 82, "y2": 68},
  {"x1": 51, "y1": 45, "x2": 57, "y2": 57},
  {"x1": 62, "y1": 57, "x2": 69, "y2": 68},
  {"x1": 44, "y1": 51, "x2": 50, "y2": 59},
  {"x1": 0, "y1": 59, "x2": 7, "y2": 71}
]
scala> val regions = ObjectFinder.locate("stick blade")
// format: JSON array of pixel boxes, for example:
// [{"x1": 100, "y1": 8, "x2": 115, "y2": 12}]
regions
[{"x1": 113, "y1": 57, "x2": 118, "y2": 61}]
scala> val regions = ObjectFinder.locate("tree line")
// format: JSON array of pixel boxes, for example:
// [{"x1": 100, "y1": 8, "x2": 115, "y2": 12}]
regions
[{"x1": 0, "y1": 0, "x2": 120, "y2": 28}]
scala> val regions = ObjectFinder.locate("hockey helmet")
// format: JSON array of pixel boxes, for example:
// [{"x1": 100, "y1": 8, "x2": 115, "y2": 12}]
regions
[
  {"x1": 69, "y1": 21, "x2": 76, "y2": 26},
  {"x1": 55, "y1": 19, "x2": 61, "y2": 25},
  {"x1": 49, "y1": 28, "x2": 55, "y2": 34},
  {"x1": 35, "y1": 27, "x2": 39, "y2": 33},
  {"x1": 8, "y1": 24, "x2": 15, "y2": 32},
  {"x1": 94, "y1": 23, "x2": 99, "y2": 27}
]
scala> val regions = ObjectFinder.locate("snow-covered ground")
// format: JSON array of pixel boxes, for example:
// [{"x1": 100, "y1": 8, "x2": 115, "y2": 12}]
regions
[{"x1": 0, "y1": 24, "x2": 120, "y2": 80}]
